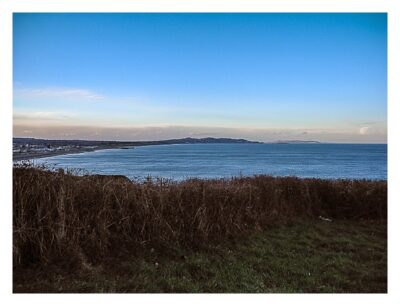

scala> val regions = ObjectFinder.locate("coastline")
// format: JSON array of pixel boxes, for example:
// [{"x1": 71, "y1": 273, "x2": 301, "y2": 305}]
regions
[
  {"x1": 12, "y1": 137, "x2": 262, "y2": 162},
  {"x1": 12, "y1": 144, "x2": 128, "y2": 162},
  {"x1": 12, "y1": 140, "x2": 262, "y2": 162}
]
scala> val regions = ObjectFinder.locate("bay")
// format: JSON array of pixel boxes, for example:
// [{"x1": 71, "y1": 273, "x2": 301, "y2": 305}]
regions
[{"x1": 33, "y1": 143, "x2": 387, "y2": 181}]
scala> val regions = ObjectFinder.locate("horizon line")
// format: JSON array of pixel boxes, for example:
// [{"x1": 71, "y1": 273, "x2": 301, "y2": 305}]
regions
[{"x1": 12, "y1": 136, "x2": 387, "y2": 145}]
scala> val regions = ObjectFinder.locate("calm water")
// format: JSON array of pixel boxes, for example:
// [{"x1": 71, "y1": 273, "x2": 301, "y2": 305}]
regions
[{"x1": 33, "y1": 143, "x2": 387, "y2": 181}]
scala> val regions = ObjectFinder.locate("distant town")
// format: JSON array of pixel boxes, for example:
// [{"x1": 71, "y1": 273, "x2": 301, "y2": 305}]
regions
[
  {"x1": 13, "y1": 140, "x2": 101, "y2": 161},
  {"x1": 13, "y1": 142, "x2": 86, "y2": 154}
]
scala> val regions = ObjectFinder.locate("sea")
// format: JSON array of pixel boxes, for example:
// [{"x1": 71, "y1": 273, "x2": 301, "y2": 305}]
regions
[{"x1": 30, "y1": 143, "x2": 387, "y2": 181}]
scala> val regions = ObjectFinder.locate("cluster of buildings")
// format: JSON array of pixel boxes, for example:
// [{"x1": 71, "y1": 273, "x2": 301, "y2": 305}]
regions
[{"x1": 12, "y1": 143, "x2": 79, "y2": 154}]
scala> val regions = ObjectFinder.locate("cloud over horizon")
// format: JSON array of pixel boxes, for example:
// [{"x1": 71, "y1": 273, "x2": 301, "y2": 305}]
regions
[
  {"x1": 13, "y1": 123, "x2": 387, "y2": 144},
  {"x1": 359, "y1": 126, "x2": 370, "y2": 135},
  {"x1": 14, "y1": 87, "x2": 104, "y2": 101}
]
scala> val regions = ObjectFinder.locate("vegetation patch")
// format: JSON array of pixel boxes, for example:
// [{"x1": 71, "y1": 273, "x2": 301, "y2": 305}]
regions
[
  {"x1": 13, "y1": 165, "x2": 387, "y2": 292},
  {"x1": 14, "y1": 220, "x2": 386, "y2": 293}
]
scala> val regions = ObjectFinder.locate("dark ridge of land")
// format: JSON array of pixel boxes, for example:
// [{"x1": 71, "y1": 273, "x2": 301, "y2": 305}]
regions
[
  {"x1": 13, "y1": 136, "x2": 262, "y2": 147},
  {"x1": 13, "y1": 165, "x2": 387, "y2": 293}
]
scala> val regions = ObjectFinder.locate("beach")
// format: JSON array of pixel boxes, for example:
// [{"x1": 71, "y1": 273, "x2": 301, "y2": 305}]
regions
[{"x1": 12, "y1": 144, "x2": 127, "y2": 162}]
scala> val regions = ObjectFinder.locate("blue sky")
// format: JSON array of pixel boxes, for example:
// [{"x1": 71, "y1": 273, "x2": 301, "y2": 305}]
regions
[{"x1": 13, "y1": 13, "x2": 387, "y2": 142}]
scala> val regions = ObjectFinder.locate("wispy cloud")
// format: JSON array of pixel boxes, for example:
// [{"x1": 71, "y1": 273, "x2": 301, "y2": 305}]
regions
[
  {"x1": 14, "y1": 111, "x2": 72, "y2": 121},
  {"x1": 14, "y1": 87, "x2": 104, "y2": 100},
  {"x1": 13, "y1": 111, "x2": 76, "y2": 128}
]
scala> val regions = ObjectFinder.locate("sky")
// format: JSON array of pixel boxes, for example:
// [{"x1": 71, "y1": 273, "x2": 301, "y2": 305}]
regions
[{"x1": 13, "y1": 13, "x2": 387, "y2": 143}]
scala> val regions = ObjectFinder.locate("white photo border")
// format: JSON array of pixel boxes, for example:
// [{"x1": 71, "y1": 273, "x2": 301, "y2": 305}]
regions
[{"x1": 1, "y1": 1, "x2": 398, "y2": 305}]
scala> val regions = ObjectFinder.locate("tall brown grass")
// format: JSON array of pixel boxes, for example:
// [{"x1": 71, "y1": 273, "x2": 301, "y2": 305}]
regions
[{"x1": 13, "y1": 165, "x2": 387, "y2": 268}]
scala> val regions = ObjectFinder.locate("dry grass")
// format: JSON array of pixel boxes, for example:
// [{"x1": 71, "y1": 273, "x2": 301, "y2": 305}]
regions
[{"x1": 13, "y1": 165, "x2": 387, "y2": 269}]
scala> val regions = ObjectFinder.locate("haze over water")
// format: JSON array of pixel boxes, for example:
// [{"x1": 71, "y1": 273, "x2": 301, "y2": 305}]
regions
[{"x1": 34, "y1": 143, "x2": 387, "y2": 181}]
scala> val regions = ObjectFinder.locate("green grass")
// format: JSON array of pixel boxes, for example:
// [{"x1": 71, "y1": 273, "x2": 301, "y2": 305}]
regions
[{"x1": 14, "y1": 219, "x2": 386, "y2": 293}]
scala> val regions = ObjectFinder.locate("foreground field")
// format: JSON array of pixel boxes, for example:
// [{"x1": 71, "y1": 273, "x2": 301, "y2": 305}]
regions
[
  {"x1": 13, "y1": 166, "x2": 387, "y2": 293},
  {"x1": 14, "y1": 220, "x2": 386, "y2": 293}
]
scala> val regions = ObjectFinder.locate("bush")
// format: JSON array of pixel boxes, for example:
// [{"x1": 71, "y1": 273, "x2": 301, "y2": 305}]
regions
[{"x1": 13, "y1": 166, "x2": 387, "y2": 268}]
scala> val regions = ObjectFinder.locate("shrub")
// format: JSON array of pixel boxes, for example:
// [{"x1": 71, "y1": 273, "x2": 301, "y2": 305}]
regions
[{"x1": 13, "y1": 166, "x2": 387, "y2": 268}]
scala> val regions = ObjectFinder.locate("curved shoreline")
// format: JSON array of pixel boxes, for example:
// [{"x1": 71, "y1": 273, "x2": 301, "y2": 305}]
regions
[{"x1": 13, "y1": 144, "x2": 127, "y2": 162}]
